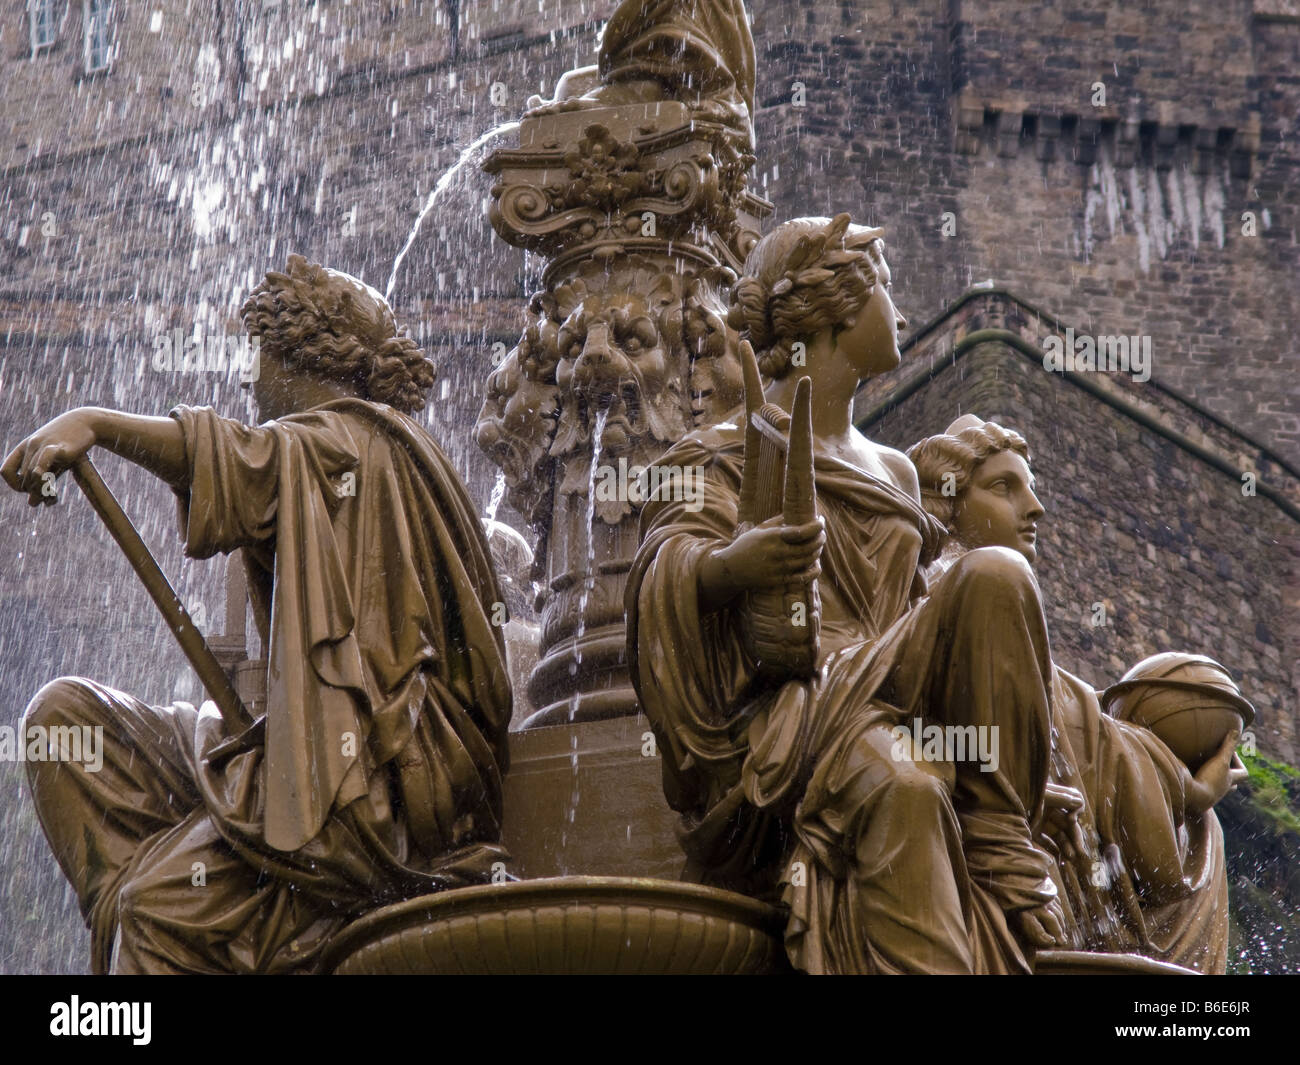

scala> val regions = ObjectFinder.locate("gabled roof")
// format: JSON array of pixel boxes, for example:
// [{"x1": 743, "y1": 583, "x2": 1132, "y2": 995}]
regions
[{"x1": 854, "y1": 286, "x2": 1300, "y2": 525}]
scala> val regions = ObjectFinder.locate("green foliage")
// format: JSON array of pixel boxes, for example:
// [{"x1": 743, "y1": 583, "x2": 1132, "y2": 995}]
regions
[{"x1": 1240, "y1": 752, "x2": 1300, "y2": 835}]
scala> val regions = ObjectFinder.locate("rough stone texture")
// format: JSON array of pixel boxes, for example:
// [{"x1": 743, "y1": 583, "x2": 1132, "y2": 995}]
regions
[{"x1": 756, "y1": 0, "x2": 1299, "y2": 468}]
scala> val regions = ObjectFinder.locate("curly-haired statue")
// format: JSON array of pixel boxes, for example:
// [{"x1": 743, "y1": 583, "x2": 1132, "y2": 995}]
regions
[
  {"x1": 2, "y1": 255, "x2": 513, "y2": 974},
  {"x1": 908, "y1": 415, "x2": 1247, "y2": 972},
  {"x1": 240, "y1": 255, "x2": 436, "y2": 414},
  {"x1": 627, "y1": 214, "x2": 1074, "y2": 973}
]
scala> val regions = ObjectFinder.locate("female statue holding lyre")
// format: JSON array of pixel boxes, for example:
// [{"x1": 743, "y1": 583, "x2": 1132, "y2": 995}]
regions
[{"x1": 627, "y1": 214, "x2": 1068, "y2": 973}]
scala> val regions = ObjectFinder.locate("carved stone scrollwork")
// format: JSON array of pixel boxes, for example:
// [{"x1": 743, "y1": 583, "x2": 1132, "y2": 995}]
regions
[
  {"x1": 485, "y1": 104, "x2": 768, "y2": 278},
  {"x1": 476, "y1": 84, "x2": 770, "y2": 728}
]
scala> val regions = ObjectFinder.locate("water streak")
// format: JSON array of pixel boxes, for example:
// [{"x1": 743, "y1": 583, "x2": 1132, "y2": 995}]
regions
[
  {"x1": 484, "y1": 469, "x2": 506, "y2": 525},
  {"x1": 383, "y1": 120, "x2": 520, "y2": 301},
  {"x1": 559, "y1": 406, "x2": 608, "y2": 862}
]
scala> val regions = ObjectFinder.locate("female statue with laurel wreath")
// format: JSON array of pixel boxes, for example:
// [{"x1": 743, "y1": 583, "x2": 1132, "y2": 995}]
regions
[{"x1": 627, "y1": 214, "x2": 1068, "y2": 973}]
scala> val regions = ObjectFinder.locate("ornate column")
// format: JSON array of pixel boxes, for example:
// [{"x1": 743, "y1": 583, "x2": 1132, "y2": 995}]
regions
[{"x1": 476, "y1": 98, "x2": 770, "y2": 727}]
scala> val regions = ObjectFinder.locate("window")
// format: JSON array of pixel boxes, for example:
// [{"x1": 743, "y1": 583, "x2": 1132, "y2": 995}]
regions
[
  {"x1": 83, "y1": 0, "x2": 112, "y2": 74},
  {"x1": 29, "y1": 0, "x2": 56, "y2": 54}
]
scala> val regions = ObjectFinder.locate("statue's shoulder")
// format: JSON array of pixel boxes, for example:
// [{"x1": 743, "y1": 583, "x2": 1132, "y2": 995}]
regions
[
  {"x1": 276, "y1": 400, "x2": 465, "y2": 483},
  {"x1": 670, "y1": 416, "x2": 746, "y2": 463},
  {"x1": 1054, "y1": 666, "x2": 1103, "y2": 710},
  {"x1": 302, "y1": 398, "x2": 431, "y2": 448},
  {"x1": 871, "y1": 441, "x2": 921, "y2": 500}
]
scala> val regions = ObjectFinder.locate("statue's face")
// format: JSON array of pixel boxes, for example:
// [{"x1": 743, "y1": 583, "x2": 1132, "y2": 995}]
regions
[
  {"x1": 555, "y1": 291, "x2": 672, "y2": 453},
  {"x1": 951, "y1": 450, "x2": 1044, "y2": 563},
  {"x1": 501, "y1": 365, "x2": 560, "y2": 442},
  {"x1": 476, "y1": 351, "x2": 559, "y2": 484},
  {"x1": 837, "y1": 247, "x2": 906, "y2": 378},
  {"x1": 690, "y1": 354, "x2": 744, "y2": 426}
]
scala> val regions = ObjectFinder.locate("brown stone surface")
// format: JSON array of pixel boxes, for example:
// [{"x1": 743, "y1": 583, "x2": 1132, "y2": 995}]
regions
[{"x1": 499, "y1": 715, "x2": 682, "y2": 880}]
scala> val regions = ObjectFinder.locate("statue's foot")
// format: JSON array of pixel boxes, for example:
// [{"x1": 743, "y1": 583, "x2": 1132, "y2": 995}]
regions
[{"x1": 526, "y1": 75, "x2": 669, "y2": 117}]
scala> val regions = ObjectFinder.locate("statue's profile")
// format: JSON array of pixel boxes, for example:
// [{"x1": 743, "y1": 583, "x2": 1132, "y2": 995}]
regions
[
  {"x1": 627, "y1": 213, "x2": 1078, "y2": 973},
  {"x1": 908, "y1": 415, "x2": 1249, "y2": 972},
  {"x1": 1, "y1": 255, "x2": 512, "y2": 974}
]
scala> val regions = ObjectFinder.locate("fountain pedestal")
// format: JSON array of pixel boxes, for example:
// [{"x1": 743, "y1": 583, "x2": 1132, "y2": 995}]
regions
[
  {"x1": 500, "y1": 715, "x2": 682, "y2": 879},
  {"x1": 475, "y1": 100, "x2": 770, "y2": 728}
]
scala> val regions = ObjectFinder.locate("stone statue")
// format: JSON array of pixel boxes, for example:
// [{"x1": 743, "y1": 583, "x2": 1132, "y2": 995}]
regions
[
  {"x1": 684, "y1": 271, "x2": 746, "y2": 427},
  {"x1": 475, "y1": 310, "x2": 562, "y2": 531},
  {"x1": 479, "y1": 0, "x2": 771, "y2": 726},
  {"x1": 1, "y1": 255, "x2": 513, "y2": 974},
  {"x1": 907, "y1": 415, "x2": 1251, "y2": 972},
  {"x1": 525, "y1": 0, "x2": 755, "y2": 145},
  {"x1": 627, "y1": 213, "x2": 1079, "y2": 974}
]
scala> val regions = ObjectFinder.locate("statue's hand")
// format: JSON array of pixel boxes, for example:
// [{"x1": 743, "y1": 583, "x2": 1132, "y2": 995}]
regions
[
  {"x1": 1, "y1": 409, "x2": 99, "y2": 506},
  {"x1": 1186, "y1": 731, "x2": 1248, "y2": 815},
  {"x1": 698, "y1": 515, "x2": 824, "y2": 611},
  {"x1": 1013, "y1": 897, "x2": 1070, "y2": 951},
  {"x1": 1040, "y1": 782, "x2": 1088, "y2": 861}
]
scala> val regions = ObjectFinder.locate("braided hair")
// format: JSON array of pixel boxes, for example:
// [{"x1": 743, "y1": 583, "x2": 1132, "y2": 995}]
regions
[{"x1": 726, "y1": 213, "x2": 883, "y2": 378}]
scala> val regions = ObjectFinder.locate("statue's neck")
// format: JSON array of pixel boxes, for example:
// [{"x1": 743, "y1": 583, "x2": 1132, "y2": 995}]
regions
[{"x1": 764, "y1": 358, "x2": 860, "y2": 442}]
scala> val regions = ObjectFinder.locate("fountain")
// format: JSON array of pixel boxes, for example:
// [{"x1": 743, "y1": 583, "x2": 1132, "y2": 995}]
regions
[
  {"x1": 476, "y1": 106, "x2": 770, "y2": 727},
  {"x1": 2, "y1": 0, "x2": 1293, "y2": 979}
]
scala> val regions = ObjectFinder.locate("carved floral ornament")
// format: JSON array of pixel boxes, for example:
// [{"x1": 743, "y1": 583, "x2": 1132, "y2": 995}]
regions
[
  {"x1": 562, "y1": 125, "x2": 644, "y2": 210},
  {"x1": 486, "y1": 117, "x2": 765, "y2": 273}
]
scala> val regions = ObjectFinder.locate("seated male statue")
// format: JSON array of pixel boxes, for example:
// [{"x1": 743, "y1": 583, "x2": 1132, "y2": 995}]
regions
[{"x1": 1, "y1": 255, "x2": 512, "y2": 974}]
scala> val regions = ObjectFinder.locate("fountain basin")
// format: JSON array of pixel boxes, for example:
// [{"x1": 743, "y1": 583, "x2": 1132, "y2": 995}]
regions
[
  {"x1": 1035, "y1": 950, "x2": 1197, "y2": 975},
  {"x1": 318, "y1": 876, "x2": 790, "y2": 975}
]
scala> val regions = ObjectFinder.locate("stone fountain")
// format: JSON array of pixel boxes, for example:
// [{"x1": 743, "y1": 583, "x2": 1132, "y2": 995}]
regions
[{"x1": 2, "y1": 0, "x2": 1260, "y2": 977}]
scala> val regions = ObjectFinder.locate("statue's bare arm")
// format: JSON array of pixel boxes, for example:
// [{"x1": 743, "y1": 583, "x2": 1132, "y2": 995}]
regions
[{"x1": 1, "y1": 406, "x2": 190, "y2": 504}]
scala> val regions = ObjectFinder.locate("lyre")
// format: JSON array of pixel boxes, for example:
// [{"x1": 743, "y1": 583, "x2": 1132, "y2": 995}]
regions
[{"x1": 734, "y1": 342, "x2": 821, "y2": 680}]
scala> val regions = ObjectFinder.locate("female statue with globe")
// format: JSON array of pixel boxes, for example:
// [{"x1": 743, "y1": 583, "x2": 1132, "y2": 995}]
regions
[{"x1": 908, "y1": 415, "x2": 1250, "y2": 972}]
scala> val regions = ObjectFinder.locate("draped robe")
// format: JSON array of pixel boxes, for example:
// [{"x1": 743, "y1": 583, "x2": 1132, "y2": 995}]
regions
[
  {"x1": 627, "y1": 419, "x2": 1062, "y2": 973},
  {"x1": 598, "y1": 0, "x2": 755, "y2": 137},
  {"x1": 22, "y1": 398, "x2": 512, "y2": 973},
  {"x1": 1045, "y1": 667, "x2": 1228, "y2": 971}
]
